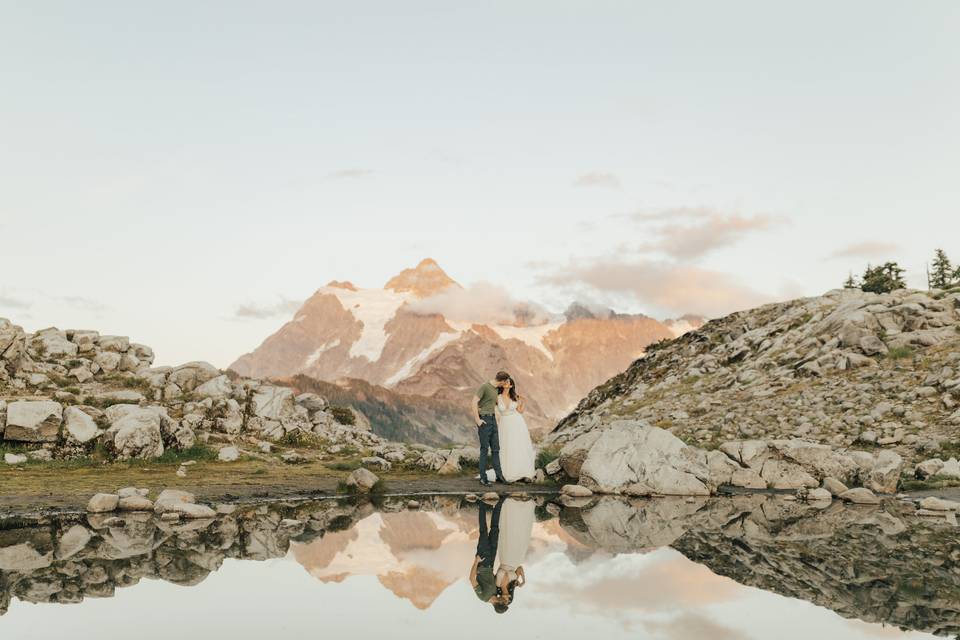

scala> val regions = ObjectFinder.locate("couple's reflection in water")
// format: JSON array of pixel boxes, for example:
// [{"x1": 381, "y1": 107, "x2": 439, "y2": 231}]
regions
[{"x1": 470, "y1": 497, "x2": 535, "y2": 614}]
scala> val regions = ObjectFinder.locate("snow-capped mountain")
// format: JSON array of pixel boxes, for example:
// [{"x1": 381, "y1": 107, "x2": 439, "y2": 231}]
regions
[{"x1": 229, "y1": 259, "x2": 702, "y2": 443}]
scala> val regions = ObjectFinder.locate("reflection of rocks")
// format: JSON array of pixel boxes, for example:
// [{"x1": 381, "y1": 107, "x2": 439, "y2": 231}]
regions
[
  {"x1": 0, "y1": 500, "x2": 371, "y2": 617},
  {"x1": 560, "y1": 495, "x2": 960, "y2": 637},
  {"x1": 3, "y1": 493, "x2": 959, "y2": 638}
]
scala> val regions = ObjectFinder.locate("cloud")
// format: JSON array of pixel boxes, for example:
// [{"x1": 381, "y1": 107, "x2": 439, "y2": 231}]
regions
[
  {"x1": 539, "y1": 258, "x2": 770, "y2": 318},
  {"x1": 0, "y1": 293, "x2": 30, "y2": 310},
  {"x1": 573, "y1": 171, "x2": 622, "y2": 190},
  {"x1": 643, "y1": 613, "x2": 751, "y2": 640},
  {"x1": 406, "y1": 282, "x2": 552, "y2": 325},
  {"x1": 628, "y1": 207, "x2": 781, "y2": 260},
  {"x1": 234, "y1": 297, "x2": 303, "y2": 320},
  {"x1": 57, "y1": 295, "x2": 107, "y2": 313},
  {"x1": 826, "y1": 241, "x2": 900, "y2": 260},
  {"x1": 326, "y1": 168, "x2": 373, "y2": 180}
]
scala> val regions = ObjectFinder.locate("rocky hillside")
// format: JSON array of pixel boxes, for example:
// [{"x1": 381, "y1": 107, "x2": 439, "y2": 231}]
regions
[
  {"x1": 0, "y1": 318, "x2": 487, "y2": 475},
  {"x1": 230, "y1": 258, "x2": 701, "y2": 437},
  {"x1": 279, "y1": 374, "x2": 472, "y2": 446},
  {"x1": 549, "y1": 287, "x2": 960, "y2": 466}
]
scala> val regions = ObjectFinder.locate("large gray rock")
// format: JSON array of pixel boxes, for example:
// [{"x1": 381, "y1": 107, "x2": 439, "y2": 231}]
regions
[
  {"x1": 0, "y1": 318, "x2": 27, "y2": 373},
  {"x1": 30, "y1": 328, "x2": 78, "y2": 358},
  {"x1": 840, "y1": 488, "x2": 880, "y2": 505},
  {"x1": 63, "y1": 406, "x2": 101, "y2": 444},
  {"x1": 565, "y1": 421, "x2": 712, "y2": 495},
  {"x1": 346, "y1": 468, "x2": 380, "y2": 493},
  {"x1": 295, "y1": 393, "x2": 327, "y2": 412},
  {"x1": 167, "y1": 361, "x2": 220, "y2": 392},
  {"x1": 3, "y1": 400, "x2": 62, "y2": 442},
  {"x1": 866, "y1": 450, "x2": 904, "y2": 493},
  {"x1": 97, "y1": 335, "x2": 130, "y2": 352},
  {"x1": 104, "y1": 408, "x2": 164, "y2": 459},
  {"x1": 217, "y1": 446, "x2": 240, "y2": 462},
  {"x1": 195, "y1": 374, "x2": 233, "y2": 399},
  {"x1": 87, "y1": 493, "x2": 119, "y2": 513},
  {"x1": 759, "y1": 459, "x2": 819, "y2": 489},
  {"x1": 250, "y1": 385, "x2": 296, "y2": 421},
  {"x1": 93, "y1": 351, "x2": 122, "y2": 372}
]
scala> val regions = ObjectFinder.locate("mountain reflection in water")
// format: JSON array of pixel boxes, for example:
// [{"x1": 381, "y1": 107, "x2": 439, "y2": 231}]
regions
[{"x1": 0, "y1": 494, "x2": 955, "y2": 639}]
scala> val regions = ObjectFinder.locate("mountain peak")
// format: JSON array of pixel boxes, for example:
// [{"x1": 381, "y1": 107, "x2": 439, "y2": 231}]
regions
[{"x1": 384, "y1": 259, "x2": 460, "y2": 298}]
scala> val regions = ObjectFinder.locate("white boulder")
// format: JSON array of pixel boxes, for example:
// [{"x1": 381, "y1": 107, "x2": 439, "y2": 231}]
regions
[
  {"x1": 63, "y1": 406, "x2": 101, "y2": 444},
  {"x1": 566, "y1": 420, "x2": 712, "y2": 495},
  {"x1": 104, "y1": 408, "x2": 164, "y2": 459},
  {"x1": 3, "y1": 400, "x2": 62, "y2": 442}
]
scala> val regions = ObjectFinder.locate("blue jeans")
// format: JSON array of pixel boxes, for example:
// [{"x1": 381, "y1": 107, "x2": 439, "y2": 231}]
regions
[{"x1": 477, "y1": 415, "x2": 504, "y2": 481}]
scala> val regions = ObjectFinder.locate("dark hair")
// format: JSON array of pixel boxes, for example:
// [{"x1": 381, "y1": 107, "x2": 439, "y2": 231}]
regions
[
  {"x1": 498, "y1": 377, "x2": 518, "y2": 402},
  {"x1": 505, "y1": 579, "x2": 518, "y2": 603},
  {"x1": 495, "y1": 371, "x2": 510, "y2": 382}
]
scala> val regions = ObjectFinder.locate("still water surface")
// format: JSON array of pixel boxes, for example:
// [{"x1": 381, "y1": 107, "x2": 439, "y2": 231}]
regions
[{"x1": 1, "y1": 494, "x2": 955, "y2": 639}]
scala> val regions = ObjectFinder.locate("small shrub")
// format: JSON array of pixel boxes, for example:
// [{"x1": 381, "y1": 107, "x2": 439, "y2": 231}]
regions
[
  {"x1": 120, "y1": 377, "x2": 151, "y2": 391},
  {"x1": 885, "y1": 346, "x2": 914, "y2": 360},
  {"x1": 63, "y1": 386, "x2": 81, "y2": 396},
  {"x1": 328, "y1": 461, "x2": 358, "y2": 472},
  {"x1": 535, "y1": 446, "x2": 560, "y2": 470},
  {"x1": 277, "y1": 431, "x2": 329, "y2": 449},
  {"x1": 329, "y1": 405, "x2": 356, "y2": 426}
]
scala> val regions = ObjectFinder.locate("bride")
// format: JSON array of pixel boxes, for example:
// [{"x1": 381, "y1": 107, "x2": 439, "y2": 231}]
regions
[{"x1": 494, "y1": 377, "x2": 536, "y2": 483}]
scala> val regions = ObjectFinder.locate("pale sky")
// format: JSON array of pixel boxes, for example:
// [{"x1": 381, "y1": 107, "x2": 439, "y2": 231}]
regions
[{"x1": 1, "y1": 1, "x2": 958, "y2": 367}]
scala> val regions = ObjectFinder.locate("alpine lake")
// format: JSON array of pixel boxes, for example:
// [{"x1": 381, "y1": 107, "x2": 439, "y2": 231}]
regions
[{"x1": 1, "y1": 491, "x2": 957, "y2": 640}]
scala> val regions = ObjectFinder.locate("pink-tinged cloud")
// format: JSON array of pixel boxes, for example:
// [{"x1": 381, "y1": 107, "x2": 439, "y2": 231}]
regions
[
  {"x1": 574, "y1": 171, "x2": 622, "y2": 190},
  {"x1": 643, "y1": 612, "x2": 752, "y2": 640},
  {"x1": 826, "y1": 241, "x2": 900, "y2": 260},
  {"x1": 539, "y1": 258, "x2": 771, "y2": 318},
  {"x1": 629, "y1": 208, "x2": 782, "y2": 259}
]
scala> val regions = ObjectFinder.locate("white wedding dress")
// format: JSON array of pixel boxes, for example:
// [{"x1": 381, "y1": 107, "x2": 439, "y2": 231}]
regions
[
  {"x1": 492, "y1": 396, "x2": 536, "y2": 482},
  {"x1": 496, "y1": 498, "x2": 535, "y2": 582}
]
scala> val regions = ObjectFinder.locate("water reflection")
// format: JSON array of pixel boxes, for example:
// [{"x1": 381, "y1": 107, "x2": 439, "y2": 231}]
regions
[{"x1": 0, "y1": 494, "x2": 956, "y2": 639}]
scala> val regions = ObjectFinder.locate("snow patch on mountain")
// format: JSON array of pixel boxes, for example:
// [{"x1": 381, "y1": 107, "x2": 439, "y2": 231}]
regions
[
  {"x1": 385, "y1": 330, "x2": 463, "y2": 386},
  {"x1": 489, "y1": 323, "x2": 562, "y2": 360},
  {"x1": 325, "y1": 286, "x2": 412, "y2": 362},
  {"x1": 304, "y1": 339, "x2": 342, "y2": 368}
]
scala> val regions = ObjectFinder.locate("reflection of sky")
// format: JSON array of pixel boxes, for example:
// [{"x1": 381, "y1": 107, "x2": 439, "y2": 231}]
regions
[{"x1": 2, "y1": 506, "x2": 934, "y2": 640}]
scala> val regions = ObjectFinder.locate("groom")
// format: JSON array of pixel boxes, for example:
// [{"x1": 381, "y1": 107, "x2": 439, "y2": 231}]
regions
[{"x1": 472, "y1": 371, "x2": 510, "y2": 486}]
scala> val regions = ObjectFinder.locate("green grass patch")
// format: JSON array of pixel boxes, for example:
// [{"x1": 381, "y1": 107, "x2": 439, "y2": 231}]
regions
[
  {"x1": 885, "y1": 346, "x2": 914, "y2": 360},
  {"x1": 153, "y1": 444, "x2": 218, "y2": 465},
  {"x1": 328, "y1": 460, "x2": 359, "y2": 472},
  {"x1": 900, "y1": 474, "x2": 960, "y2": 492},
  {"x1": 535, "y1": 446, "x2": 560, "y2": 470}
]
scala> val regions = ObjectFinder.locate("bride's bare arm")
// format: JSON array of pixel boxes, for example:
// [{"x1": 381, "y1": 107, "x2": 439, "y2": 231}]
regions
[{"x1": 516, "y1": 394, "x2": 525, "y2": 413}]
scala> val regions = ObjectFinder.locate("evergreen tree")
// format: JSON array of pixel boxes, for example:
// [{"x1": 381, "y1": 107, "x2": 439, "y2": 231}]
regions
[
  {"x1": 860, "y1": 262, "x2": 906, "y2": 294},
  {"x1": 842, "y1": 272, "x2": 858, "y2": 289},
  {"x1": 930, "y1": 249, "x2": 955, "y2": 289}
]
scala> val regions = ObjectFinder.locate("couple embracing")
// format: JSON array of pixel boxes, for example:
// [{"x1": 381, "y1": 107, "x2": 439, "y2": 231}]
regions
[{"x1": 471, "y1": 371, "x2": 536, "y2": 486}]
